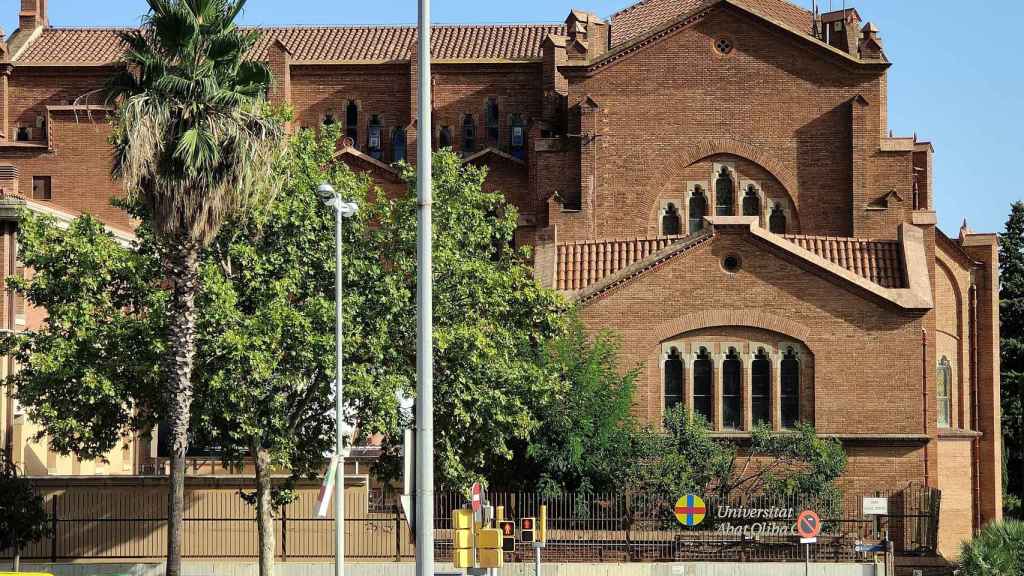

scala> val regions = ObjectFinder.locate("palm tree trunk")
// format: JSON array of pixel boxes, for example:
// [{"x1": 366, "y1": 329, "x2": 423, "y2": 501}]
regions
[
  {"x1": 165, "y1": 242, "x2": 200, "y2": 576},
  {"x1": 255, "y1": 445, "x2": 275, "y2": 576}
]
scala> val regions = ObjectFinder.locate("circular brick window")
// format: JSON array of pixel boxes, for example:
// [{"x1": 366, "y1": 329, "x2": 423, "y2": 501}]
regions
[
  {"x1": 714, "y1": 38, "x2": 734, "y2": 55},
  {"x1": 722, "y1": 255, "x2": 741, "y2": 273}
]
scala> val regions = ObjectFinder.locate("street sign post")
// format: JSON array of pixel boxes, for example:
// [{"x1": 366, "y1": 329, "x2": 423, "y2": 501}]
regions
[{"x1": 796, "y1": 509, "x2": 821, "y2": 576}]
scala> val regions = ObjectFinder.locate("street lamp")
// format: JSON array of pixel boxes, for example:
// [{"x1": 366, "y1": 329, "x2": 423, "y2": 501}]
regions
[{"x1": 318, "y1": 182, "x2": 358, "y2": 576}]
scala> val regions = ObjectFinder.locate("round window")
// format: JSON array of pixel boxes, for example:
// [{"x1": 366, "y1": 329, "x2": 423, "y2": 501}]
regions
[
  {"x1": 715, "y1": 38, "x2": 734, "y2": 55},
  {"x1": 722, "y1": 255, "x2": 741, "y2": 273}
]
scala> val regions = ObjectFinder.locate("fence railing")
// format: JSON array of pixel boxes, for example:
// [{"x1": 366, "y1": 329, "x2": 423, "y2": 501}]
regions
[{"x1": 5, "y1": 479, "x2": 939, "y2": 563}]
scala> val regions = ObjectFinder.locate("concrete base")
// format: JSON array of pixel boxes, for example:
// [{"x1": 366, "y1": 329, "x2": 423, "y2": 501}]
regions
[{"x1": 0, "y1": 561, "x2": 882, "y2": 576}]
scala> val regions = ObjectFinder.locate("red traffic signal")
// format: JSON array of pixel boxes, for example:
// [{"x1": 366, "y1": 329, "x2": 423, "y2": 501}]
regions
[{"x1": 521, "y1": 517, "x2": 536, "y2": 543}]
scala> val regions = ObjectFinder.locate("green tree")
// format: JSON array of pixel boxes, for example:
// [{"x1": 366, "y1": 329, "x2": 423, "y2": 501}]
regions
[
  {"x1": 522, "y1": 322, "x2": 640, "y2": 495},
  {"x1": 1000, "y1": 201, "x2": 1024, "y2": 517},
  {"x1": 959, "y1": 519, "x2": 1024, "y2": 576},
  {"x1": 104, "y1": 1, "x2": 285, "y2": 572},
  {"x1": 0, "y1": 454, "x2": 50, "y2": 572}
]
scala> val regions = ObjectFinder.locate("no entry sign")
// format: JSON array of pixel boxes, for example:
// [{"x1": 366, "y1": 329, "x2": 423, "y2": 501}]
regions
[{"x1": 796, "y1": 509, "x2": 821, "y2": 540}]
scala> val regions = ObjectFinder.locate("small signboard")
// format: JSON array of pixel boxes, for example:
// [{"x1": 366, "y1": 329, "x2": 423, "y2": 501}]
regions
[
  {"x1": 471, "y1": 482, "x2": 482, "y2": 513},
  {"x1": 862, "y1": 497, "x2": 888, "y2": 516},
  {"x1": 796, "y1": 509, "x2": 821, "y2": 540},
  {"x1": 800, "y1": 537, "x2": 817, "y2": 544},
  {"x1": 499, "y1": 520, "x2": 516, "y2": 552}
]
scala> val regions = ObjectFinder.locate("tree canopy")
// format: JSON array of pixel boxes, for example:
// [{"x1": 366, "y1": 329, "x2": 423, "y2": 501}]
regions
[{"x1": 1001, "y1": 201, "x2": 1024, "y2": 517}]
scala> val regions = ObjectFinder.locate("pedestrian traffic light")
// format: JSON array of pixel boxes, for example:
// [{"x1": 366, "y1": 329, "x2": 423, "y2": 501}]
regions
[
  {"x1": 476, "y1": 528, "x2": 504, "y2": 568},
  {"x1": 453, "y1": 508, "x2": 474, "y2": 569},
  {"x1": 521, "y1": 517, "x2": 536, "y2": 543},
  {"x1": 499, "y1": 520, "x2": 516, "y2": 552}
]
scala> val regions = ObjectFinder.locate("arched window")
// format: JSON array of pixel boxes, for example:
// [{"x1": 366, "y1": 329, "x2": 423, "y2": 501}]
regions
[
  {"x1": 462, "y1": 115, "x2": 476, "y2": 153},
  {"x1": 689, "y1": 187, "x2": 707, "y2": 233},
  {"x1": 769, "y1": 203, "x2": 787, "y2": 234},
  {"x1": 715, "y1": 167, "x2": 735, "y2": 216},
  {"x1": 392, "y1": 127, "x2": 406, "y2": 162},
  {"x1": 368, "y1": 114, "x2": 383, "y2": 159},
  {"x1": 723, "y1": 347, "x2": 742, "y2": 430},
  {"x1": 781, "y1": 347, "x2": 800, "y2": 428},
  {"x1": 693, "y1": 347, "x2": 713, "y2": 424},
  {"x1": 664, "y1": 347, "x2": 683, "y2": 412},
  {"x1": 937, "y1": 357, "x2": 952, "y2": 428},
  {"x1": 742, "y1": 185, "x2": 761, "y2": 217},
  {"x1": 751, "y1": 348, "x2": 771, "y2": 426},
  {"x1": 485, "y1": 98, "x2": 500, "y2": 145},
  {"x1": 662, "y1": 203, "x2": 681, "y2": 236},
  {"x1": 438, "y1": 126, "x2": 452, "y2": 149},
  {"x1": 345, "y1": 101, "x2": 358, "y2": 143},
  {"x1": 509, "y1": 113, "x2": 526, "y2": 159}
]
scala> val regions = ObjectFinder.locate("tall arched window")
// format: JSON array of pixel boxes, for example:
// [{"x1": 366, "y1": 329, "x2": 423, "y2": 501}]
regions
[
  {"x1": 715, "y1": 167, "x2": 735, "y2": 216},
  {"x1": 664, "y1": 347, "x2": 683, "y2": 412},
  {"x1": 937, "y1": 357, "x2": 952, "y2": 428},
  {"x1": 781, "y1": 347, "x2": 800, "y2": 428},
  {"x1": 345, "y1": 101, "x2": 358, "y2": 143},
  {"x1": 462, "y1": 115, "x2": 476, "y2": 153},
  {"x1": 693, "y1": 347, "x2": 713, "y2": 424},
  {"x1": 751, "y1": 348, "x2": 771, "y2": 426},
  {"x1": 689, "y1": 187, "x2": 707, "y2": 233},
  {"x1": 723, "y1": 347, "x2": 742, "y2": 430},
  {"x1": 485, "y1": 98, "x2": 500, "y2": 145},
  {"x1": 391, "y1": 127, "x2": 406, "y2": 162},
  {"x1": 438, "y1": 126, "x2": 452, "y2": 149},
  {"x1": 509, "y1": 113, "x2": 526, "y2": 159},
  {"x1": 769, "y1": 203, "x2": 787, "y2": 234},
  {"x1": 742, "y1": 185, "x2": 761, "y2": 217},
  {"x1": 662, "y1": 203, "x2": 681, "y2": 236},
  {"x1": 368, "y1": 114, "x2": 383, "y2": 159}
]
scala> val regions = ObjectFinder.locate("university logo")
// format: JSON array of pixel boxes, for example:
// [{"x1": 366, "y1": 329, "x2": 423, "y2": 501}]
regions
[{"x1": 674, "y1": 494, "x2": 707, "y2": 527}]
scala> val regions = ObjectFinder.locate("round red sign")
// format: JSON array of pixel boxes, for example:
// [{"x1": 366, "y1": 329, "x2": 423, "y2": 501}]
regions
[
  {"x1": 471, "y1": 482, "x2": 482, "y2": 512},
  {"x1": 796, "y1": 509, "x2": 821, "y2": 539}
]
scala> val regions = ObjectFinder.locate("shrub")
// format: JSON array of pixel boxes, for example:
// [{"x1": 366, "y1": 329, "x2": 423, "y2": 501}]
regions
[{"x1": 959, "y1": 520, "x2": 1024, "y2": 576}]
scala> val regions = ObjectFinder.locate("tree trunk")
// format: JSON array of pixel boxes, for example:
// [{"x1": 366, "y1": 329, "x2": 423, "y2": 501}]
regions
[
  {"x1": 255, "y1": 445, "x2": 275, "y2": 576},
  {"x1": 164, "y1": 242, "x2": 200, "y2": 576}
]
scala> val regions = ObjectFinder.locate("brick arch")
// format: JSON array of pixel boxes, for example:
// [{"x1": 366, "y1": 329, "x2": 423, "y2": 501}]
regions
[
  {"x1": 643, "y1": 138, "x2": 801, "y2": 236},
  {"x1": 935, "y1": 255, "x2": 964, "y2": 340},
  {"x1": 651, "y1": 310, "x2": 815, "y2": 352}
]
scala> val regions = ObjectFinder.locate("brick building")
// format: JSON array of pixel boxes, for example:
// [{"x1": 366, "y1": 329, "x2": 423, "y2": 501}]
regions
[{"x1": 0, "y1": 0, "x2": 1002, "y2": 558}]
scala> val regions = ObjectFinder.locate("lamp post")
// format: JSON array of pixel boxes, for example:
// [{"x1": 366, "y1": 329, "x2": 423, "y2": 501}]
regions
[{"x1": 318, "y1": 182, "x2": 358, "y2": 576}]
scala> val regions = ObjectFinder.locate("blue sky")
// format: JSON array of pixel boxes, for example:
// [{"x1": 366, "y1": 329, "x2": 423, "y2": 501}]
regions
[{"x1": 3, "y1": 0, "x2": 1022, "y2": 235}]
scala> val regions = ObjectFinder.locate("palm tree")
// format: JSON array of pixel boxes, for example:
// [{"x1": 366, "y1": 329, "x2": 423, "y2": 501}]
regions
[{"x1": 105, "y1": 2, "x2": 284, "y2": 574}]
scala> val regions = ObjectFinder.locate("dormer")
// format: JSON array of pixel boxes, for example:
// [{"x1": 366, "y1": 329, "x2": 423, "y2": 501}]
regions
[
  {"x1": 565, "y1": 10, "x2": 608, "y2": 61},
  {"x1": 821, "y1": 8, "x2": 861, "y2": 55}
]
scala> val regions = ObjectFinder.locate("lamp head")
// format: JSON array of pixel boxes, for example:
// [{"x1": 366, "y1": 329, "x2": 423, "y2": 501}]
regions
[{"x1": 316, "y1": 183, "x2": 336, "y2": 204}]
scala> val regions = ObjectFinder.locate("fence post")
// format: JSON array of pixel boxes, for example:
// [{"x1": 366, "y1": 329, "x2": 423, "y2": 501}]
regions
[
  {"x1": 281, "y1": 502, "x2": 288, "y2": 562},
  {"x1": 395, "y1": 504, "x2": 402, "y2": 563},
  {"x1": 50, "y1": 494, "x2": 58, "y2": 563}
]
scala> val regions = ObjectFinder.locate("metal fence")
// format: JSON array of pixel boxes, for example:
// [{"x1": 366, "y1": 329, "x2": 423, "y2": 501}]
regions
[{"x1": 4, "y1": 479, "x2": 939, "y2": 563}]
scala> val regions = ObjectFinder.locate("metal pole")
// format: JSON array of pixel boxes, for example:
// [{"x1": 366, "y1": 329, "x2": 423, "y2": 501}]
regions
[
  {"x1": 335, "y1": 200, "x2": 345, "y2": 576},
  {"x1": 414, "y1": 0, "x2": 434, "y2": 571},
  {"x1": 534, "y1": 543, "x2": 542, "y2": 576}
]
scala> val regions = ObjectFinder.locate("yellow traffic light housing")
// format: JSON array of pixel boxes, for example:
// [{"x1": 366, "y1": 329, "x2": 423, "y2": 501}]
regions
[{"x1": 452, "y1": 509, "x2": 474, "y2": 569}]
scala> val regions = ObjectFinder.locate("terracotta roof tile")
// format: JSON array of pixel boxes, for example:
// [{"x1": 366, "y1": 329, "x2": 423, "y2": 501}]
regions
[
  {"x1": 556, "y1": 234, "x2": 689, "y2": 291},
  {"x1": 783, "y1": 234, "x2": 906, "y2": 288},
  {"x1": 610, "y1": 0, "x2": 814, "y2": 47},
  {"x1": 15, "y1": 23, "x2": 565, "y2": 65}
]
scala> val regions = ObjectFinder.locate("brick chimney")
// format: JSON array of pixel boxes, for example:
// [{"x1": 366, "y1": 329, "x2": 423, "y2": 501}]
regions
[
  {"x1": 858, "y1": 22, "x2": 884, "y2": 60},
  {"x1": 564, "y1": 10, "x2": 608, "y2": 61},
  {"x1": 20, "y1": 0, "x2": 47, "y2": 32},
  {"x1": 821, "y1": 8, "x2": 861, "y2": 55}
]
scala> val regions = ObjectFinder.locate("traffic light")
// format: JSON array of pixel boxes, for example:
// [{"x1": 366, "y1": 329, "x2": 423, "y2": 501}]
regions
[
  {"x1": 499, "y1": 520, "x2": 516, "y2": 552},
  {"x1": 452, "y1": 509, "x2": 474, "y2": 569},
  {"x1": 521, "y1": 517, "x2": 536, "y2": 543},
  {"x1": 476, "y1": 528, "x2": 504, "y2": 568}
]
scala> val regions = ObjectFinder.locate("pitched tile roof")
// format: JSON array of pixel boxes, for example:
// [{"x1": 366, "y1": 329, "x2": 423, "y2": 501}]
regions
[
  {"x1": 14, "y1": 23, "x2": 566, "y2": 66},
  {"x1": 610, "y1": 0, "x2": 814, "y2": 47},
  {"x1": 556, "y1": 234, "x2": 690, "y2": 291},
  {"x1": 783, "y1": 234, "x2": 906, "y2": 288}
]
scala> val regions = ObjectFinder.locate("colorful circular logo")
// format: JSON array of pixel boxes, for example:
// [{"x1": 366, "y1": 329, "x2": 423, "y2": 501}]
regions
[{"x1": 674, "y1": 494, "x2": 707, "y2": 527}]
